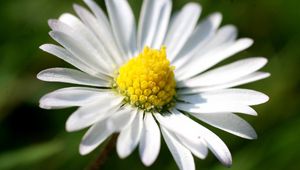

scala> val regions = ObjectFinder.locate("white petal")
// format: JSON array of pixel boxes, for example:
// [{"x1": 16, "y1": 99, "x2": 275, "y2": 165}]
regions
[
  {"x1": 66, "y1": 93, "x2": 124, "y2": 132},
  {"x1": 106, "y1": 106, "x2": 137, "y2": 132},
  {"x1": 117, "y1": 110, "x2": 144, "y2": 159},
  {"x1": 37, "y1": 68, "x2": 109, "y2": 87},
  {"x1": 178, "y1": 57, "x2": 267, "y2": 87},
  {"x1": 191, "y1": 112, "x2": 257, "y2": 139},
  {"x1": 173, "y1": 24, "x2": 236, "y2": 72},
  {"x1": 79, "y1": 119, "x2": 114, "y2": 155},
  {"x1": 161, "y1": 127, "x2": 195, "y2": 170},
  {"x1": 176, "y1": 102, "x2": 257, "y2": 115},
  {"x1": 155, "y1": 110, "x2": 232, "y2": 166},
  {"x1": 165, "y1": 3, "x2": 201, "y2": 61},
  {"x1": 179, "y1": 88, "x2": 269, "y2": 106},
  {"x1": 49, "y1": 30, "x2": 112, "y2": 76},
  {"x1": 157, "y1": 112, "x2": 209, "y2": 159},
  {"x1": 58, "y1": 13, "x2": 95, "y2": 43},
  {"x1": 178, "y1": 72, "x2": 270, "y2": 94},
  {"x1": 138, "y1": 0, "x2": 172, "y2": 49},
  {"x1": 73, "y1": 4, "x2": 124, "y2": 66},
  {"x1": 176, "y1": 38, "x2": 254, "y2": 81},
  {"x1": 105, "y1": 0, "x2": 137, "y2": 57},
  {"x1": 139, "y1": 113, "x2": 161, "y2": 166},
  {"x1": 175, "y1": 134, "x2": 208, "y2": 160},
  {"x1": 54, "y1": 14, "x2": 116, "y2": 68},
  {"x1": 155, "y1": 113, "x2": 200, "y2": 147},
  {"x1": 151, "y1": 1, "x2": 172, "y2": 49},
  {"x1": 57, "y1": 14, "x2": 101, "y2": 51},
  {"x1": 39, "y1": 44, "x2": 101, "y2": 77},
  {"x1": 172, "y1": 12, "x2": 222, "y2": 63},
  {"x1": 200, "y1": 25, "x2": 237, "y2": 51},
  {"x1": 39, "y1": 87, "x2": 109, "y2": 109},
  {"x1": 83, "y1": 0, "x2": 111, "y2": 30},
  {"x1": 84, "y1": 0, "x2": 126, "y2": 60}
]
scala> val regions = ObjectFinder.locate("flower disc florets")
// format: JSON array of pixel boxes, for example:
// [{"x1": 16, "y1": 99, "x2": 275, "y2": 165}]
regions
[{"x1": 115, "y1": 46, "x2": 176, "y2": 112}]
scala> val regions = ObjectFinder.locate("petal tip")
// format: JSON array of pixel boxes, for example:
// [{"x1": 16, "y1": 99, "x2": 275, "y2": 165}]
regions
[
  {"x1": 73, "y1": 3, "x2": 83, "y2": 12},
  {"x1": 79, "y1": 145, "x2": 90, "y2": 155},
  {"x1": 116, "y1": 147, "x2": 129, "y2": 159},
  {"x1": 83, "y1": 0, "x2": 91, "y2": 3},
  {"x1": 36, "y1": 71, "x2": 43, "y2": 80},
  {"x1": 264, "y1": 95, "x2": 270, "y2": 103},
  {"x1": 186, "y1": 2, "x2": 201, "y2": 9},
  {"x1": 265, "y1": 72, "x2": 271, "y2": 78},
  {"x1": 48, "y1": 30, "x2": 56, "y2": 38},
  {"x1": 48, "y1": 19, "x2": 56, "y2": 28},
  {"x1": 116, "y1": 151, "x2": 127, "y2": 159},
  {"x1": 221, "y1": 154, "x2": 232, "y2": 168},
  {"x1": 212, "y1": 12, "x2": 223, "y2": 22},
  {"x1": 261, "y1": 57, "x2": 268, "y2": 64},
  {"x1": 245, "y1": 129, "x2": 258, "y2": 140},
  {"x1": 243, "y1": 38, "x2": 254, "y2": 46},
  {"x1": 39, "y1": 44, "x2": 50, "y2": 51},
  {"x1": 141, "y1": 158, "x2": 154, "y2": 167},
  {"x1": 65, "y1": 119, "x2": 74, "y2": 132},
  {"x1": 39, "y1": 102, "x2": 51, "y2": 110}
]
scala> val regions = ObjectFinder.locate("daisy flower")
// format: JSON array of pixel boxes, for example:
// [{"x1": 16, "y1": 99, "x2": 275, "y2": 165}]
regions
[{"x1": 38, "y1": 0, "x2": 269, "y2": 169}]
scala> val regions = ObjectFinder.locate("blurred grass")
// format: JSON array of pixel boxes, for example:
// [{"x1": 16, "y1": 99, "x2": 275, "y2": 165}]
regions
[
  {"x1": 0, "y1": 0, "x2": 300, "y2": 169},
  {"x1": 0, "y1": 140, "x2": 63, "y2": 170}
]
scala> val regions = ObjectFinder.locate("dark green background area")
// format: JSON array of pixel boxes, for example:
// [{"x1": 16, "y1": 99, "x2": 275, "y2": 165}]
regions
[{"x1": 0, "y1": 0, "x2": 299, "y2": 169}]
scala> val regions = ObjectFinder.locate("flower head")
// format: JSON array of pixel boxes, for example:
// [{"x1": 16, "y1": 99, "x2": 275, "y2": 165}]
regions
[
  {"x1": 115, "y1": 46, "x2": 176, "y2": 111},
  {"x1": 38, "y1": 0, "x2": 269, "y2": 169}
]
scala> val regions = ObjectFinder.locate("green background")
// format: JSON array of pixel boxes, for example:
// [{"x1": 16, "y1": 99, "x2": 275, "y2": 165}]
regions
[{"x1": 0, "y1": 0, "x2": 299, "y2": 169}]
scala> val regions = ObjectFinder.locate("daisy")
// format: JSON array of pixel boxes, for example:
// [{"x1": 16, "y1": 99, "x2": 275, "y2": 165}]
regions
[{"x1": 38, "y1": 0, "x2": 269, "y2": 169}]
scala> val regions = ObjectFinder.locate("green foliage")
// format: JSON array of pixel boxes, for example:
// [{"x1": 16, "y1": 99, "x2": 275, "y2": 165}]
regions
[{"x1": 0, "y1": 140, "x2": 63, "y2": 170}]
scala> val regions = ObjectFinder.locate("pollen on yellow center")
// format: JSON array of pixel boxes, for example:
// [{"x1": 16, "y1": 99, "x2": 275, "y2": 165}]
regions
[{"x1": 115, "y1": 46, "x2": 176, "y2": 111}]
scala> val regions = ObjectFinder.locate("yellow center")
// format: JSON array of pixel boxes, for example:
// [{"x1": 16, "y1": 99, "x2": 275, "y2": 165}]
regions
[{"x1": 115, "y1": 46, "x2": 176, "y2": 112}]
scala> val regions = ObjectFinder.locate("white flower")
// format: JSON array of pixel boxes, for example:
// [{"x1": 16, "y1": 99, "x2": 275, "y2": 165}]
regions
[{"x1": 38, "y1": 0, "x2": 269, "y2": 169}]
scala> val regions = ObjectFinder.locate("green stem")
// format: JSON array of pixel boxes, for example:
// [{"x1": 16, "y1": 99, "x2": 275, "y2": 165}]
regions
[{"x1": 87, "y1": 133, "x2": 118, "y2": 170}]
